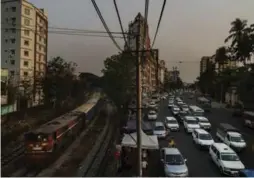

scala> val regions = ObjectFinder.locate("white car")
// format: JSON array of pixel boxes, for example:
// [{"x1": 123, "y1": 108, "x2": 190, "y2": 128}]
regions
[
  {"x1": 168, "y1": 101, "x2": 174, "y2": 108},
  {"x1": 171, "y1": 106, "x2": 180, "y2": 115},
  {"x1": 180, "y1": 104, "x2": 189, "y2": 112},
  {"x1": 183, "y1": 116, "x2": 200, "y2": 133},
  {"x1": 153, "y1": 122, "x2": 167, "y2": 138},
  {"x1": 209, "y1": 143, "x2": 245, "y2": 176},
  {"x1": 149, "y1": 102, "x2": 157, "y2": 108},
  {"x1": 165, "y1": 116, "x2": 179, "y2": 131},
  {"x1": 196, "y1": 116, "x2": 211, "y2": 130},
  {"x1": 147, "y1": 110, "x2": 157, "y2": 120},
  {"x1": 192, "y1": 129, "x2": 214, "y2": 149}
]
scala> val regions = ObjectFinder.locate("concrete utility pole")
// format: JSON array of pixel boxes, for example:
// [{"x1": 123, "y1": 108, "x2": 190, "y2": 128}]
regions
[{"x1": 135, "y1": 16, "x2": 142, "y2": 177}]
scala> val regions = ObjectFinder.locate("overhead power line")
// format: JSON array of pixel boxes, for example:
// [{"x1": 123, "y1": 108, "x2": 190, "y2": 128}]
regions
[
  {"x1": 113, "y1": 0, "x2": 128, "y2": 48},
  {"x1": 151, "y1": 0, "x2": 167, "y2": 48},
  {"x1": 1, "y1": 27, "x2": 124, "y2": 38},
  {"x1": 1, "y1": 22, "x2": 131, "y2": 35},
  {"x1": 91, "y1": 0, "x2": 122, "y2": 51}
]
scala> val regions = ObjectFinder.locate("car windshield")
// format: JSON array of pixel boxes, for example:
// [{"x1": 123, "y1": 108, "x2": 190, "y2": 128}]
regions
[
  {"x1": 230, "y1": 136, "x2": 244, "y2": 142},
  {"x1": 165, "y1": 154, "x2": 184, "y2": 165},
  {"x1": 221, "y1": 154, "x2": 240, "y2": 161},
  {"x1": 199, "y1": 133, "x2": 212, "y2": 140},
  {"x1": 187, "y1": 120, "x2": 198, "y2": 124},
  {"x1": 155, "y1": 126, "x2": 165, "y2": 131},
  {"x1": 167, "y1": 120, "x2": 177, "y2": 124},
  {"x1": 200, "y1": 120, "x2": 209, "y2": 124}
]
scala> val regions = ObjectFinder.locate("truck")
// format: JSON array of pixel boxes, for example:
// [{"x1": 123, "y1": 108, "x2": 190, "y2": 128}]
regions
[{"x1": 216, "y1": 123, "x2": 246, "y2": 152}]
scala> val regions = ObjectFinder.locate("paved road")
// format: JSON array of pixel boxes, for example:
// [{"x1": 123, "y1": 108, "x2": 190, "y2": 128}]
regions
[{"x1": 145, "y1": 94, "x2": 254, "y2": 177}]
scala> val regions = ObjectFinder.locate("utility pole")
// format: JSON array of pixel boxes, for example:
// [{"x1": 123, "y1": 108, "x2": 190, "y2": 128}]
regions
[{"x1": 135, "y1": 16, "x2": 142, "y2": 177}]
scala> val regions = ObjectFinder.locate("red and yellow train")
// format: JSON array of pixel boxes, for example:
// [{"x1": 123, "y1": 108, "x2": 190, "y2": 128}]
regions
[{"x1": 24, "y1": 93, "x2": 103, "y2": 164}]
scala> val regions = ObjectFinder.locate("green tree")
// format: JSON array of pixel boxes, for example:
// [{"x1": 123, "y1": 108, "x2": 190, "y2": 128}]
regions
[
  {"x1": 214, "y1": 46, "x2": 229, "y2": 71},
  {"x1": 102, "y1": 52, "x2": 136, "y2": 109},
  {"x1": 225, "y1": 18, "x2": 253, "y2": 65},
  {"x1": 42, "y1": 56, "x2": 77, "y2": 107}
]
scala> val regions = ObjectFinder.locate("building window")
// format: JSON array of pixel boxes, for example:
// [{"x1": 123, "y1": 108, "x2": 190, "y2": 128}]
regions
[
  {"x1": 24, "y1": 50, "x2": 29, "y2": 56},
  {"x1": 10, "y1": 49, "x2": 15, "y2": 55},
  {"x1": 25, "y1": 8, "x2": 30, "y2": 15},
  {"x1": 5, "y1": 8, "x2": 8, "y2": 12},
  {"x1": 11, "y1": 17, "x2": 16, "y2": 24},
  {"x1": 24, "y1": 29, "x2": 30, "y2": 36},
  {"x1": 39, "y1": 45, "x2": 41, "y2": 50},
  {"x1": 5, "y1": 39, "x2": 8, "y2": 43},
  {"x1": 10, "y1": 71, "x2": 15, "y2": 76},
  {"x1": 39, "y1": 36, "x2": 42, "y2": 41},
  {"x1": 11, "y1": 39, "x2": 16, "y2": 44},
  {"x1": 24, "y1": 61, "x2": 29, "y2": 66},
  {"x1": 11, "y1": 28, "x2": 16, "y2": 33},
  {"x1": 11, "y1": 7, "x2": 16, "y2": 12},
  {"x1": 44, "y1": 38, "x2": 46, "y2": 44},
  {"x1": 24, "y1": 72, "x2": 28, "y2": 76},
  {"x1": 11, "y1": 60, "x2": 15, "y2": 65},
  {"x1": 6, "y1": 18, "x2": 8, "y2": 23},
  {"x1": 5, "y1": 29, "x2": 8, "y2": 32},
  {"x1": 24, "y1": 40, "x2": 29, "y2": 46},
  {"x1": 24, "y1": 19, "x2": 30, "y2": 26}
]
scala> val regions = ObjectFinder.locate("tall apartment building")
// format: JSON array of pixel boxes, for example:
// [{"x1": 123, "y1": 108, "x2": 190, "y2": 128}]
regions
[
  {"x1": 200, "y1": 56, "x2": 212, "y2": 75},
  {"x1": 126, "y1": 13, "x2": 157, "y2": 93},
  {"x1": 1, "y1": 0, "x2": 48, "y2": 106},
  {"x1": 158, "y1": 60, "x2": 165, "y2": 88}
]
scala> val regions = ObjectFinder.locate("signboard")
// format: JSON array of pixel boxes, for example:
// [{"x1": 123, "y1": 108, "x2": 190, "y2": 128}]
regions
[{"x1": 1, "y1": 103, "x2": 17, "y2": 116}]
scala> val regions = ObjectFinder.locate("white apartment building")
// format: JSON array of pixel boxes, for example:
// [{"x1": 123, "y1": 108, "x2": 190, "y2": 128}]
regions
[{"x1": 1, "y1": 0, "x2": 48, "y2": 106}]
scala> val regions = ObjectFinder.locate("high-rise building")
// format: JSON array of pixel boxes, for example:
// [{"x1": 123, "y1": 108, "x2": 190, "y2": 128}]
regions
[
  {"x1": 158, "y1": 60, "x2": 165, "y2": 90},
  {"x1": 200, "y1": 56, "x2": 212, "y2": 75},
  {"x1": 1, "y1": 0, "x2": 48, "y2": 106},
  {"x1": 126, "y1": 13, "x2": 158, "y2": 93}
]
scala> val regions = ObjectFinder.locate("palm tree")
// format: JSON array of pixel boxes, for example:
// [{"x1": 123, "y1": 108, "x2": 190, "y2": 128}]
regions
[{"x1": 225, "y1": 18, "x2": 252, "y2": 65}]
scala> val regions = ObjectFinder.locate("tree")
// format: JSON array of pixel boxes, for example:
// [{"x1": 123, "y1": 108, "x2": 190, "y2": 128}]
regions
[
  {"x1": 102, "y1": 52, "x2": 136, "y2": 109},
  {"x1": 225, "y1": 18, "x2": 253, "y2": 65},
  {"x1": 42, "y1": 56, "x2": 78, "y2": 107}
]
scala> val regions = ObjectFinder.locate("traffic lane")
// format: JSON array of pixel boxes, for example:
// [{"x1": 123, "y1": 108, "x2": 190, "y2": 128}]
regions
[
  {"x1": 157, "y1": 101, "x2": 221, "y2": 177},
  {"x1": 184, "y1": 96, "x2": 254, "y2": 169},
  {"x1": 207, "y1": 108, "x2": 254, "y2": 169}
]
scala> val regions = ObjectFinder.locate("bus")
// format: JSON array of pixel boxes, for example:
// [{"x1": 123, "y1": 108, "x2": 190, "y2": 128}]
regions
[
  {"x1": 243, "y1": 111, "x2": 254, "y2": 129},
  {"x1": 197, "y1": 97, "x2": 211, "y2": 112}
]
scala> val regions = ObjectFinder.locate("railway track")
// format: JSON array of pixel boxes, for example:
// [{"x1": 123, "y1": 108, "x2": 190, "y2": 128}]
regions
[{"x1": 1, "y1": 144, "x2": 25, "y2": 168}]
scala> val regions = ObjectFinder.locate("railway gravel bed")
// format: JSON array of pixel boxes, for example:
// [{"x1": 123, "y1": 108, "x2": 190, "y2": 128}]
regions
[{"x1": 52, "y1": 111, "x2": 107, "y2": 177}]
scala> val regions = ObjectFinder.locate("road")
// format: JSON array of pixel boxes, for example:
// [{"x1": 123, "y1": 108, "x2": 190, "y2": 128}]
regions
[{"x1": 145, "y1": 94, "x2": 254, "y2": 177}]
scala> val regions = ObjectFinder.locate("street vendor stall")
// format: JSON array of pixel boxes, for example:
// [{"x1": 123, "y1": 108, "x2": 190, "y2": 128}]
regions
[{"x1": 121, "y1": 130, "x2": 159, "y2": 149}]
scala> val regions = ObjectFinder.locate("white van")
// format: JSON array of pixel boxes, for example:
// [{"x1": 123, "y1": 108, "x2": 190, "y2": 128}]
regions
[
  {"x1": 209, "y1": 143, "x2": 245, "y2": 176},
  {"x1": 189, "y1": 105, "x2": 204, "y2": 116}
]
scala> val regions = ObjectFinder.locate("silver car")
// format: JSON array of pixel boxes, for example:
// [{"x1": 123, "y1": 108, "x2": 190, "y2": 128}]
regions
[
  {"x1": 161, "y1": 147, "x2": 189, "y2": 177},
  {"x1": 153, "y1": 122, "x2": 167, "y2": 138}
]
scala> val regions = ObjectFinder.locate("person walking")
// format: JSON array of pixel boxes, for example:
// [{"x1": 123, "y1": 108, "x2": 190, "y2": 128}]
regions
[{"x1": 142, "y1": 159, "x2": 148, "y2": 176}]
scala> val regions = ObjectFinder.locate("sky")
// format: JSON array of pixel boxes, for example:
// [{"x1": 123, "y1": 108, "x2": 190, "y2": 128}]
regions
[{"x1": 29, "y1": 0, "x2": 254, "y2": 83}]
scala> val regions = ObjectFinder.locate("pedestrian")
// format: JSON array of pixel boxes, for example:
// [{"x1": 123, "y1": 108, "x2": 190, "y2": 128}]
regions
[
  {"x1": 142, "y1": 149, "x2": 147, "y2": 159},
  {"x1": 142, "y1": 159, "x2": 148, "y2": 176}
]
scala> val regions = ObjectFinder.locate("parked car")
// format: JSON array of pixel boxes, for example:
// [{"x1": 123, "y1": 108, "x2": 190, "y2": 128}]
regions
[{"x1": 171, "y1": 106, "x2": 180, "y2": 115}]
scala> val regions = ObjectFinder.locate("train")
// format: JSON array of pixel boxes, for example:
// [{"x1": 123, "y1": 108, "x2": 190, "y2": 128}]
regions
[{"x1": 24, "y1": 93, "x2": 104, "y2": 165}]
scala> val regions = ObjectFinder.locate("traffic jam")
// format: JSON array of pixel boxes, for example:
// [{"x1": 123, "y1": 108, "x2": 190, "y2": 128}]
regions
[{"x1": 143, "y1": 90, "x2": 254, "y2": 177}]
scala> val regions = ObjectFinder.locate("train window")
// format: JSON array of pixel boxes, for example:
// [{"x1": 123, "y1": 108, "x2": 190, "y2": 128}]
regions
[{"x1": 25, "y1": 133, "x2": 48, "y2": 142}]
